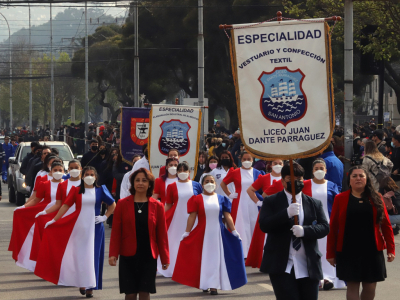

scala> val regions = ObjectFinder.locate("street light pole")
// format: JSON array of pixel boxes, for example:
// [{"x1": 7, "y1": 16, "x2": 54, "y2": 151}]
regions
[
  {"x1": 0, "y1": 12, "x2": 12, "y2": 131},
  {"x1": 198, "y1": 0, "x2": 204, "y2": 145},
  {"x1": 29, "y1": 4, "x2": 33, "y2": 131},
  {"x1": 50, "y1": 3, "x2": 55, "y2": 136},
  {"x1": 133, "y1": 1, "x2": 139, "y2": 107},
  {"x1": 343, "y1": 0, "x2": 354, "y2": 190},
  {"x1": 84, "y1": 1, "x2": 89, "y2": 149}
]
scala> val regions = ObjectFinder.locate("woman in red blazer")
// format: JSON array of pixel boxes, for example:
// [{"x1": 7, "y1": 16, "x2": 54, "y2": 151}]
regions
[
  {"x1": 327, "y1": 166, "x2": 395, "y2": 300},
  {"x1": 109, "y1": 168, "x2": 169, "y2": 300}
]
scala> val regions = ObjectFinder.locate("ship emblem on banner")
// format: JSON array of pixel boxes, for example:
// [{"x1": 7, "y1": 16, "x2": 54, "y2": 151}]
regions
[
  {"x1": 259, "y1": 67, "x2": 307, "y2": 126},
  {"x1": 131, "y1": 118, "x2": 149, "y2": 145},
  {"x1": 159, "y1": 120, "x2": 191, "y2": 156}
]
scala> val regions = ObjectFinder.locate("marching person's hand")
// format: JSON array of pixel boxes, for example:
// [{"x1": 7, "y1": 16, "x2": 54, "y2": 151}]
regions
[
  {"x1": 287, "y1": 203, "x2": 301, "y2": 218},
  {"x1": 162, "y1": 263, "x2": 170, "y2": 270},
  {"x1": 180, "y1": 232, "x2": 190, "y2": 241},
  {"x1": 109, "y1": 256, "x2": 117, "y2": 266},
  {"x1": 35, "y1": 211, "x2": 47, "y2": 218},
  {"x1": 228, "y1": 193, "x2": 238, "y2": 200},
  {"x1": 327, "y1": 258, "x2": 336, "y2": 267},
  {"x1": 44, "y1": 219, "x2": 56, "y2": 228},
  {"x1": 232, "y1": 230, "x2": 242, "y2": 241},
  {"x1": 95, "y1": 215, "x2": 107, "y2": 224},
  {"x1": 256, "y1": 200, "x2": 263, "y2": 207},
  {"x1": 388, "y1": 253, "x2": 395, "y2": 262},
  {"x1": 291, "y1": 225, "x2": 304, "y2": 237}
]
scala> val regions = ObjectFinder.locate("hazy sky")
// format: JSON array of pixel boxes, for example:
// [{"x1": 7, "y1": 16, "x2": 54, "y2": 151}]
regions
[{"x1": 0, "y1": 2, "x2": 130, "y2": 42}]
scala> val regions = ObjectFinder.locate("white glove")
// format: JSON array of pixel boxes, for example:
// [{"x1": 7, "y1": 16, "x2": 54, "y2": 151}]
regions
[
  {"x1": 25, "y1": 186, "x2": 31, "y2": 192},
  {"x1": 180, "y1": 232, "x2": 190, "y2": 241},
  {"x1": 35, "y1": 211, "x2": 47, "y2": 218},
  {"x1": 229, "y1": 193, "x2": 238, "y2": 200},
  {"x1": 95, "y1": 215, "x2": 108, "y2": 224},
  {"x1": 14, "y1": 205, "x2": 25, "y2": 211},
  {"x1": 291, "y1": 225, "x2": 305, "y2": 237},
  {"x1": 287, "y1": 203, "x2": 301, "y2": 218},
  {"x1": 257, "y1": 200, "x2": 263, "y2": 207},
  {"x1": 232, "y1": 230, "x2": 242, "y2": 241},
  {"x1": 45, "y1": 219, "x2": 56, "y2": 228}
]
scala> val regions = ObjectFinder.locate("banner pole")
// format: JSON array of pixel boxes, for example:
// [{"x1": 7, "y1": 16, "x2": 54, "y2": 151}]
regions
[{"x1": 289, "y1": 159, "x2": 299, "y2": 225}]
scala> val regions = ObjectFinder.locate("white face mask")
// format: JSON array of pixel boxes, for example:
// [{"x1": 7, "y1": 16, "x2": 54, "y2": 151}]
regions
[
  {"x1": 204, "y1": 183, "x2": 216, "y2": 193},
  {"x1": 168, "y1": 167, "x2": 177, "y2": 175},
  {"x1": 272, "y1": 164, "x2": 283, "y2": 174},
  {"x1": 69, "y1": 169, "x2": 81, "y2": 178},
  {"x1": 242, "y1": 161, "x2": 252, "y2": 169},
  {"x1": 83, "y1": 176, "x2": 96, "y2": 186},
  {"x1": 314, "y1": 170, "x2": 326, "y2": 180},
  {"x1": 52, "y1": 172, "x2": 64, "y2": 180},
  {"x1": 178, "y1": 172, "x2": 189, "y2": 181}
]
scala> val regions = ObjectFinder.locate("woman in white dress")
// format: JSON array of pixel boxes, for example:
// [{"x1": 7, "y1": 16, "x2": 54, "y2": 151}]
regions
[
  {"x1": 34, "y1": 166, "x2": 116, "y2": 298},
  {"x1": 220, "y1": 151, "x2": 264, "y2": 257},
  {"x1": 302, "y1": 158, "x2": 345, "y2": 290},
  {"x1": 199, "y1": 155, "x2": 219, "y2": 184},
  {"x1": 211, "y1": 150, "x2": 237, "y2": 198},
  {"x1": 158, "y1": 162, "x2": 202, "y2": 277},
  {"x1": 152, "y1": 158, "x2": 179, "y2": 205},
  {"x1": 173, "y1": 174, "x2": 247, "y2": 295}
]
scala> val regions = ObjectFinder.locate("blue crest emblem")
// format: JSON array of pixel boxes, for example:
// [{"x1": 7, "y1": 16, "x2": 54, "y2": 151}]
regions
[
  {"x1": 258, "y1": 67, "x2": 307, "y2": 126},
  {"x1": 159, "y1": 119, "x2": 191, "y2": 156},
  {"x1": 216, "y1": 174, "x2": 221, "y2": 179}
]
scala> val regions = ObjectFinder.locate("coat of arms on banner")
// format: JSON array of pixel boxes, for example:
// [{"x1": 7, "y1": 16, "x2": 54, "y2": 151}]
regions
[
  {"x1": 159, "y1": 120, "x2": 191, "y2": 156},
  {"x1": 259, "y1": 67, "x2": 307, "y2": 126},
  {"x1": 131, "y1": 118, "x2": 149, "y2": 145}
]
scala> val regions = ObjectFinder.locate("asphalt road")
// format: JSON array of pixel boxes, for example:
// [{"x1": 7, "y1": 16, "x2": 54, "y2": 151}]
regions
[{"x1": 1, "y1": 184, "x2": 400, "y2": 300}]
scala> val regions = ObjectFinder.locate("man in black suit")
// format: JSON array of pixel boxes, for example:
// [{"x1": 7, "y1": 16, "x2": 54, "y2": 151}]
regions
[{"x1": 259, "y1": 162, "x2": 329, "y2": 300}]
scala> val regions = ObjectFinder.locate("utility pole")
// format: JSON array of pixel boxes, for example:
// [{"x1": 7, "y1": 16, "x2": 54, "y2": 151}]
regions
[
  {"x1": 84, "y1": 1, "x2": 89, "y2": 148},
  {"x1": 343, "y1": 0, "x2": 353, "y2": 190},
  {"x1": 198, "y1": 0, "x2": 205, "y2": 145},
  {"x1": 378, "y1": 61, "x2": 384, "y2": 129},
  {"x1": 133, "y1": 1, "x2": 139, "y2": 107},
  {"x1": 29, "y1": 3, "x2": 33, "y2": 131},
  {"x1": 50, "y1": 3, "x2": 55, "y2": 135},
  {"x1": 0, "y1": 13, "x2": 12, "y2": 130}
]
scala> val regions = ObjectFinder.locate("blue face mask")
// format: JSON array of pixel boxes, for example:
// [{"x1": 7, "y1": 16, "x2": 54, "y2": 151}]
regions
[
  {"x1": 222, "y1": 143, "x2": 226, "y2": 147},
  {"x1": 392, "y1": 142, "x2": 395, "y2": 148},
  {"x1": 254, "y1": 158, "x2": 260, "y2": 162},
  {"x1": 360, "y1": 146, "x2": 364, "y2": 152}
]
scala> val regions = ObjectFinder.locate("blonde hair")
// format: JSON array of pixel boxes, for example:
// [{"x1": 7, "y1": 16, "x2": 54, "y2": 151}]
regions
[{"x1": 364, "y1": 140, "x2": 384, "y2": 160}]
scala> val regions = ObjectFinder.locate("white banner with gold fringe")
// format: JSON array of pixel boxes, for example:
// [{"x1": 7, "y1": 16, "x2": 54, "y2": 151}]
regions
[
  {"x1": 148, "y1": 104, "x2": 202, "y2": 178},
  {"x1": 229, "y1": 19, "x2": 334, "y2": 159}
]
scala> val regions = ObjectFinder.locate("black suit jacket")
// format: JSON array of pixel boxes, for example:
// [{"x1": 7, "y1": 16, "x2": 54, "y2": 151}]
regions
[{"x1": 259, "y1": 190, "x2": 329, "y2": 281}]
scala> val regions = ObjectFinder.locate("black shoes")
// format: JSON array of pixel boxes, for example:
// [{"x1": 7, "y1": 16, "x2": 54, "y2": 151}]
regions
[
  {"x1": 86, "y1": 293, "x2": 93, "y2": 298},
  {"x1": 393, "y1": 225, "x2": 399, "y2": 236},
  {"x1": 79, "y1": 288, "x2": 85, "y2": 295},
  {"x1": 323, "y1": 280, "x2": 334, "y2": 291},
  {"x1": 210, "y1": 290, "x2": 218, "y2": 295}
]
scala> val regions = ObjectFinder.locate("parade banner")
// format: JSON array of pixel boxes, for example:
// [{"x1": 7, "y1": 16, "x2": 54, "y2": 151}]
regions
[
  {"x1": 120, "y1": 107, "x2": 150, "y2": 165},
  {"x1": 149, "y1": 104, "x2": 202, "y2": 178},
  {"x1": 229, "y1": 19, "x2": 334, "y2": 159}
]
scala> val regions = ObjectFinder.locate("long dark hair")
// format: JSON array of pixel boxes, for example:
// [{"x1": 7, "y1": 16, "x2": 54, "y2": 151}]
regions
[
  {"x1": 79, "y1": 166, "x2": 98, "y2": 194},
  {"x1": 217, "y1": 150, "x2": 237, "y2": 169},
  {"x1": 204, "y1": 155, "x2": 219, "y2": 173},
  {"x1": 42, "y1": 155, "x2": 58, "y2": 172},
  {"x1": 161, "y1": 157, "x2": 179, "y2": 182},
  {"x1": 347, "y1": 165, "x2": 384, "y2": 224},
  {"x1": 105, "y1": 147, "x2": 119, "y2": 172}
]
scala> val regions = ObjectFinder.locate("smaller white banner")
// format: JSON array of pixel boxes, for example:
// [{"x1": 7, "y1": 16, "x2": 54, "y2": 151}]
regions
[{"x1": 149, "y1": 104, "x2": 202, "y2": 178}]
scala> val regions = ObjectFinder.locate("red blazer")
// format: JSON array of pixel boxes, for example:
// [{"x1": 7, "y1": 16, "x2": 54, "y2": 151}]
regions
[
  {"x1": 327, "y1": 190, "x2": 395, "y2": 259},
  {"x1": 109, "y1": 195, "x2": 170, "y2": 264}
]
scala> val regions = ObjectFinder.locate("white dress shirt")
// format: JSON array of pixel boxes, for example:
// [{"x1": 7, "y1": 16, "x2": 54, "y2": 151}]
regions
[
  {"x1": 284, "y1": 190, "x2": 309, "y2": 279},
  {"x1": 119, "y1": 156, "x2": 149, "y2": 199}
]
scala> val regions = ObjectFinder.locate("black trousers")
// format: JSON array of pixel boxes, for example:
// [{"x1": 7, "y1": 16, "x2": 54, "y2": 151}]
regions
[{"x1": 269, "y1": 268, "x2": 319, "y2": 300}]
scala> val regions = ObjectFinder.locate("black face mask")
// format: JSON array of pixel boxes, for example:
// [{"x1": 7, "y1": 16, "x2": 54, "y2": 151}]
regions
[
  {"x1": 99, "y1": 149, "x2": 107, "y2": 155},
  {"x1": 36, "y1": 152, "x2": 42, "y2": 157},
  {"x1": 220, "y1": 159, "x2": 232, "y2": 167},
  {"x1": 91, "y1": 146, "x2": 98, "y2": 152},
  {"x1": 286, "y1": 180, "x2": 304, "y2": 195}
]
